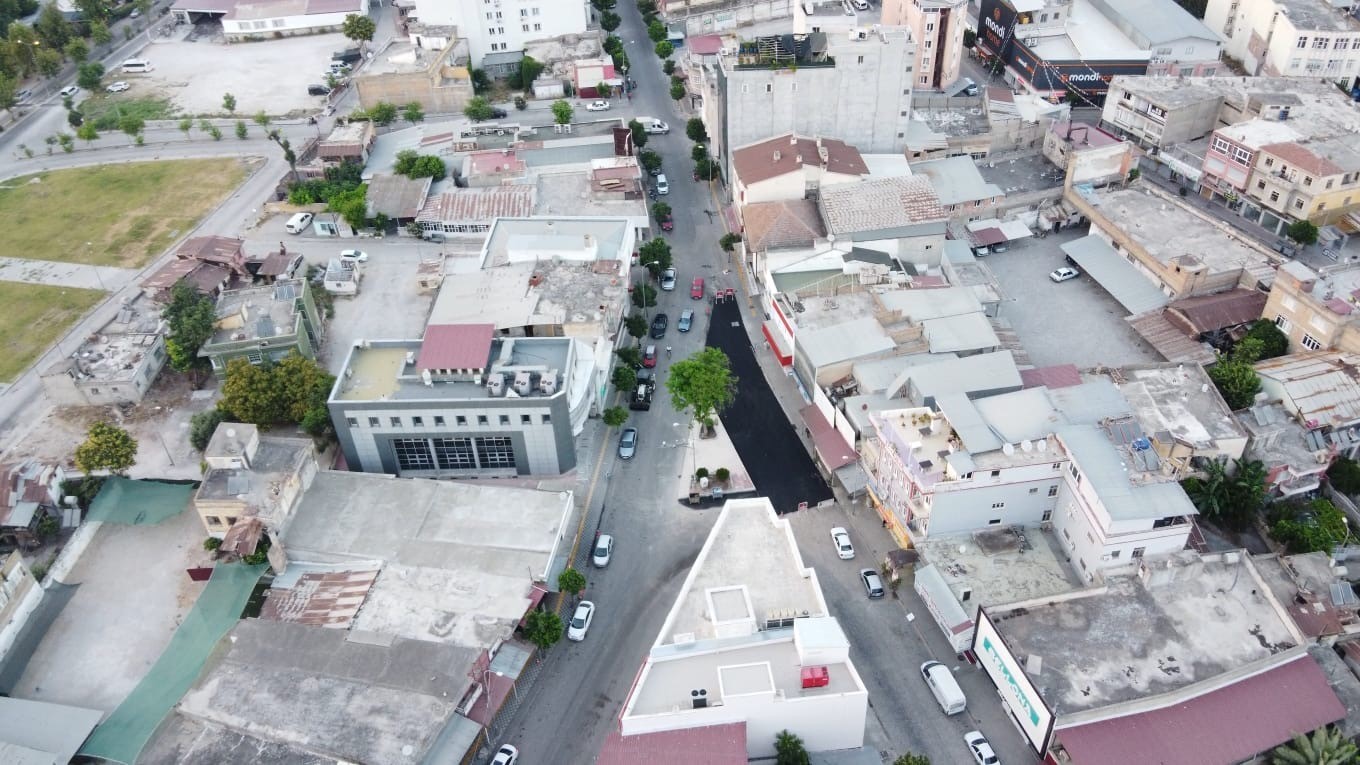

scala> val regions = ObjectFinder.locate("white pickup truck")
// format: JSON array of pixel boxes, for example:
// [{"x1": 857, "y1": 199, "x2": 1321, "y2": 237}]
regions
[{"x1": 636, "y1": 117, "x2": 670, "y2": 134}]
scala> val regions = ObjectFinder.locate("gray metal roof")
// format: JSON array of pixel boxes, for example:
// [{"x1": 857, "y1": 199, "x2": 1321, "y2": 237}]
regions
[
  {"x1": 799, "y1": 317, "x2": 897, "y2": 368},
  {"x1": 1086, "y1": 0, "x2": 1219, "y2": 45},
  {"x1": 1045, "y1": 378, "x2": 1132, "y2": 425},
  {"x1": 1056, "y1": 424, "x2": 1199, "y2": 522},
  {"x1": 910, "y1": 156, "x2": 1005, "y2": 207},
  {"x1": 0, "y1": 697, "x2": 102, "y2": 765},
  {"x1": 1061, "y1": 235, "x2": 1170, "y2": 316}
]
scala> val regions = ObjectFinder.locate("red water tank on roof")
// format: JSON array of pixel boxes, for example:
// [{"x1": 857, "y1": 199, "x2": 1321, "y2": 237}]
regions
[{"x1": 800, "y1": 666, "x2": 829, "y2": 689}]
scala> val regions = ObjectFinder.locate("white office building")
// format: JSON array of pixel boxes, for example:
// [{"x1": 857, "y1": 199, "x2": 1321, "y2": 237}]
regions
[{"x1": 412, "y1": 0, "x2": 590, "y2": 68}]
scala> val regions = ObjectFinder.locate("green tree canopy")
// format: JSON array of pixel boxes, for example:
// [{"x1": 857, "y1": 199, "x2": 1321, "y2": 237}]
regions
[
  {"x1": 1270, "y1": 498, "x2": 1349, "y2": 554},
  {"x1": 35, "y1": 3, "x2": 71, "y2": 49},
  {"x1": 638, "y1": 238, "x2": 672, "y2": 275},
  {"x1": 341, "y1": 13, "x2": 375, "y2": 43},
  {"x1": 668, "y1": 347, "x2": 737, "y2": 435},
  {"x1": 656, "y1": 40, "x2": 674, "y2": 59},
  {"x1": 64, "y1": 37, "x2": 89, "y2": 63},
  {"x1": 221, "y1": 92, "x2": 236, "y2": 113},
  {"x1": 76, "y1": 61, "x2": 104, "y2": 90},
  {"x1": 1208, "y1": 359, "x2": 1260, "y2": 410},
  {"x1": 1287, "y1": 219, "x2": 1319, "y2": 246},
  {"x1": 402, "y1": 101, "x2": 424, "y2": 123},
  {"x1": 638, "y1": 149, "x2": 662, "y2": 174},
  {"x1": 600, "y1": 10, "x2": 620, "y2": 31},
  {"x1": 1243, "y1": 319, "x2": 1289, "y2": 360},
  {"x1": 616, "y1": 345, "x2": 643, "y2": 369},
  {"x1": 603, "y1": 405, "x2": 629, "y2": 427},
  {"x1": 612, "y1": 365, "x2": 636, "y2": 390},
  {"x1": 774, "y1": 730, "x2": 810, "y2": 765},
  {"x1": 74, "y1": 422, "x2": 137, "y2": 474},
  {"x1": 557, "y1": 566, "x2": 587, "y2": 595},
  {"x1": 551, "y1": 99, "x2": 573, "y2": 124},
  {"x1": 523, "y1": 609, "x2": 564, "y2": 651},
  {"x1": 624, "y1": 313, "x2": 648, "y2": 339},
  {"x1": 893, "y1": 755, "x2": 930, "y2": 765},
  {"x1": 647, "y1": 19, "x2": 666, "y2": 42},
  {"x1": 328, "y1": 184, "x2": 369, "y2": 229},
  {"x1": 518, "y1": 56, "x2": 544, "y2": 89},
  {"x1": 463, "y1": 95, "x2": 496, "y2": 121},
  {"x1": 219, "y1": 353, "x2": 336, "y2": 426},
  {"x1": 162, "y1": 283, "x2": 216, "y2": 372},
  {"x1": 394, "y1": 149, "x2": 446, "y2": 180},
  {"x1": 368, "y1": 101, "x2": 398, "y2": 125},
  {"x1": 631, "y1": 283, "x2": 658, "y2": 308},
  {"x1": 189, "y1": 409, "x2": 226, "y2": 452},
  {"x1": 76, "y1": 122, "x2": 99, "y2": 143},
  {"x1": 1181, "y1": 458, "x2": 1266, "y2": 531},
  {"x1": 1329, "y1": 457, "x2": 1360, "y2": 495},
  {"x1": 89, "y1": 19, "x2": 111, "y2": 45},
  {"x1": 628, "y1": 118, "x2": 648, "y2": 148}
]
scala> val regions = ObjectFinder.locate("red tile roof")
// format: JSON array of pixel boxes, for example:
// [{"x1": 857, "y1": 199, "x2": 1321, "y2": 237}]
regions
[
  {"x1": 743, "y1": 199, "x2": 826, "y2": 252},
  {"x1": 801, "y1": 404, "x2": 858, "y2": 470},
  {"x1": 1020, "y1": 364, "x2": 1082, "y2": 389},
  {"x1": 733, "y1": 134, "x2": 868, "y2": 187},
  {"x1": 687, "y1": 34, "x2": 723, "y2": 55},
  {"x1": 177, "y1": 235, "x2": 244, "y2": 266},
  {"x1": 1165, "y1": 288, "x2": 1269, "y2": 334},
  {"x1": 596, "y1": 722, "x2": 747, "y2": 765},
  {"x1": 417, "y1": 323, "x2": 496, "y2": 370},
  {"x1": 1261, "y1": 142, "x2": 1344, "y2": 178},
  {"x1": 416, "y1": 186, "x2": 535, "y2": 225},
  {"x1": 1056, "y1": 654, "x2": 1346, "y2": 765}
]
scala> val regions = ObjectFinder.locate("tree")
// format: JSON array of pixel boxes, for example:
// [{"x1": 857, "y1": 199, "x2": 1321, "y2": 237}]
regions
[
  {"x1": 637, "y1": 0, "x2": 657, "y2": 16},
  {"x1": 64, "y1": 37, "x2": 88, "y2": 63},
  {"x1": 470, "y1": 68, "x2": 490, "y2": 93},
  {"x1": 603, "y1": 405, "x2": 629, "y2": 427},
  {"x1": 74, "y1": 422, "x2": 137, "y2": 475},
  {"x1": 638, "y1": 238, "x2": 672, "y2": 275},
  {"x1": 35, "y1": 3, "x2": 71, "y2": 50},
  {"x1": 518, "y1": 55, "x2": 544, "y2": 89},
  {"x1": 134, "y1": 0, "x2": 152, "y2": 18},
  {"x1": 268, "y1": 129, "x2": 299, "y2": 182},
  {"x1": 1329, "y1": 457, "x2": 1360, "y2": 495},
  {"x1": 89, "y1": 19, "x2": 112, "y2": 45},
  {"x1": 600, "y1": 10, "x2": 620, "y2": 31},
  {"x1": 463, "y1": 95, "x2": 496, "y2": 121},
  {"x1": 253, "y1": 110, "x2": 270, "y2": 128},
  {"x1": 893, "y1": 756, "x2": 930, "y2": 765},
  {"x1": 0, "y1": 74, "x2": 16, "y2": 112},
  {"x1": 612, "y1": 365, "x2": 636, "y2": 389},
  {"x1": 36, "y1": 48, "x2": 62, "y2": 77},
  {"x1": 513, "y1": 95, "x2": 527, "y2": 110},
  {"x1": 66, "y1": 108, "x2": 82, "y2": 128},
  {"x1": 76, "y1": 61, "x2": 104, "y2": 90},
  {"x1": 1287, "y1": 219, "x2": 1320, "y2": 246},
  {"x1": 234, "y1": 119, "x2": 248, "y2": 139},
  {"x1": 695, "y1": 157, "x2": 719, "y2": 181},
  {"x1": 668, "y1": 347, "x2": 737, "y2": 436},
  {"x1": 549, "y1": 99, "x2": 572, "y2": 125},
  {"x1": 74, "y1": 0, "x2": 109, "y2": 22},
  {"x1": 402, "y1": 101, "x2": 424, "y2": 123},
  {"x1": 656, "y1": 40, "x2": 674, "y2": 59},
  {"x1": 1231, "y1": 336, "x2": 1265, "y2": 364},
  {"x1": 963, "y1": 28, "x2": 977, "y2": 48},
  {"x1": 162, "y1": 283, "x2": 216, "y2": 371},
  {"x1": 631, "y1": 283, "x2": 658, "y2": 308},
  {"x1": 341, "y1": 13, "x2": 375, "y2": 45},
  {"x1": 1208, "y1": 359, "x2": 1260, "y2": 410},
  {"x1": 691, "y1": 143, "x2": 709, "y2": 163},
  {"x1": 76, "y1": 121, "x2": 98, "y2": 144},
  {"x1": 178, "y1": 117, "x2": 192, "y2": 138},
  {"x1": 1243, "y1": 320, "x2": 1289, "y2": 360},
  {"x1": 1182, "y1": 458, "x2": 1265, "y2": 531},
  {"x1": 1273, "y1": 726, "x2": 1358, "y2": 765},
  {"x1": 523, "y1": 609, "x2": 564, "y2": 651},
  {"x1": 628, "y1": 118, "x2": 648, "y2": 148},
  {"x1": 720, "y1": 233, "x2": 742, "y2": 252},
  {"x1": 118, "y1": 114, "x2": 144, "y2": 140},
  {"x1": 221, "y1": 91, "x2": 236, "y2": 113},
  {"x1": 189, "y1": 409, "x2": 226, "y2": 451},
  {"x1": 394, "y1": 149, "x2": 446, "y2": 180},
  {"x1": 624, "y1": 312, "x2": 648, "y2": 339},
  {"x1": 616, "y1": 345, "x2": 643, "y2": 369},
  {"x1": 1270, "y1": 498, "x2": 1349, "y2": 554},
  {"x1": 557, "y1": 566, "x2": 587, "y2": 596},
  {"x1": 651, "y1": 202, "x2": 671, "y2": 219},
  {"x1": 647, "y1": 19, "x2": 666, "y2": 42},
  {"x1": 662, "y1": 59, "x2": 675, "y2": 75},
  {"x1": 220, "y1": 359, "x2": 283, "y2": 423},
  {"x1": 638, "y1": 149, "x2": 662, "y2": 174},
  {"x1": 219, "y1": 353, "x2": 335, "y2": 426},
  {"x1": 368, "y1": 100, "x2": 397, "y2": 126},
  {"x1": 774, "y1": 730, "x2": 810, "y2": 765},
  {"x1": 670, "y1": 81, "x2": 686, "y2": 100},
  {"x1": 329, "y1": 184, "x2": 369, "y2": 229}
]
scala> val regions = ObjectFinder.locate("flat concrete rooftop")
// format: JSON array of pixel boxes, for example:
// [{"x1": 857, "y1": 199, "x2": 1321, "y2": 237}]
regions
[
  {"x1": 208, "y1": 280, "x2": 305, "y2": 345},
  {"x1": 534, "y1": 171, "x2": 648, "y2": 220},
  {"x1": 917, "y1": 526, "x2": 1083, "y2": 607},
  {"x1": 332, "y1": 336, "x2": 572, "y2": 402},
  {"x1": 1095, "y1": 185, "x2": 1273, "y2": 274},
  {"x1": 989, "y1": 550, "x2": 1302, "y2": 715},
  {"x1": 1113, "y1": 364, "x2": 1248, "y2": 448}
]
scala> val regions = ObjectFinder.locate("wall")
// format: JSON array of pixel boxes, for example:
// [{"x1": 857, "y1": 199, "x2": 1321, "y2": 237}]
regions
[
  {"x1": 224, "y1": 8, "x2": 357, "y2": 39},
  {"x1": 927, "y1": 464, "x2": 1064, "y2": 535},
  {"x1": 673, "y1": 0, "x2": 798, "y2": 36},
  {"x1": 415, "y1": 0, "x2": 589, "y2": 67}
]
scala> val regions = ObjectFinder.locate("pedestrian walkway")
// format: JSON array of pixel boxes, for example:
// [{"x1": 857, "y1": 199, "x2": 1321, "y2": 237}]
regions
[{"x1": 0, "y1": 256, "x2": 135, "y2": 291}]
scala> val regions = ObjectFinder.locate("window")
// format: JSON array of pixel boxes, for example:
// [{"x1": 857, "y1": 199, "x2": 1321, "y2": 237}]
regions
[
  {"x1": 988, "y1": 518, "x2": 1002, "y2": 525},
  {"x1": 541, "y1": 414, "x2": 552, "y2": 424},
  {"x1": 991, "y1": 501, "x2": 1005, "y2": 509},
  {"x1": 1132, "y1": 547, "x2": 1146, "y2": 558},
  {"x1": 1314, "y1": 37, "x2": 1330, "y2": 49},
  {"x1": 1297, "y1": 36, "x2": 1308, "y2": 49},
  {"x1": 1257, "y1": 180, "x2": 1267, "y2": 190},
  {"x1": 1068, "y1": 464, "x2": 1081, "y2": 482},
  {"x1": 521, "y1": 414, "x2": 532, "y2": 425},
  {"x1": 1048, "y1": 485, "x2": 1059, "y2": 497},
  {"x1": 477, "y1": 415, "x2": 488, "y2": 425},
  {"x1": 927, "y1": 22, "x2": 934, "y2": 30},
  {"x1": 246, "y1": 350, "x2": 263, "y2": 364},
  {"x1": 434, "y1": 416, "x2": 445, "y2": 427},
  {"x1": 1304, "y1": 176, "x2": 1313, "y2": 187},
  {"x1": 433, "y1": 437, "x2": 476, "y2": 469},
  {"x1": 1302, "y1": 334, "x2": 1323, "y2": 351},
  {"x1": 393, "y1": 438, "x2": 435, "y2": 470},
  {"x1": 522, "y1": 24, "x2": 529, "y2": 31},
  {"x1": 990, "y1": 469, "x2": 1001, "y2": 477},
  {"x1": 390, "y1": 416, "x2": 402, "y2": 427},
  {"x1": 520, "y1": 8, "x2": 527, "y2": 15},
  {"x1": 1230, "y1": 146, "x2": 1251, "y2": 166},
  {"x1": 1110, "y1": 550, "x2": 1121, "y2": 560},
  {"x1": 534, "y1": 23, "x2": 541, "y2": 30},
  {"x1": 765, "y1": 84, "x2": 771, "y2": 93},
  {"x1": 412, "y1": 416, "x2": 424, "y2": 427},
  {"x1": 368, "y1": 417, "x2": 379, "y2": 427},
  {"x1": 1211, "y1": 136, "x2": 1230, "y2": 154},
  {"x1": 1270, "y1": 190, "x2": 1280, "y2": 202},
  {"x1": 456, "y1": 415, "x2": 468, "y2": 426},
  {"x1": 206, "y1": 515, "x2": 222, "y2": 526},
  {"x1": 499, "y1": 414, "x2": 510, "y2": 425},
  {"x1": 1353, "y1": 38, "x2": 1360, "y2": 50},
  {"x1": 347, "y1": 417, "x2": 358, "y2": 426},
  {"x1": 1039, "y1": 13, "x2": 1046, "y2": 21},
  {"x1": 1295, "y1": 199, "x2": 1305, "y2": 210},
  {"x1": 925, "y1": 41, "x2": 932, "y2": 49},
  {"x1": 1052, "y1": 462, "x2": 1062, "y2": 470},
  {"x1": 476, "y1": 436, "x2": 516, "y2": 468},
  {"x1": 1063, "y1": 528, "x2": 1071, "y2": 541},
  {"x1": 1042, "y1": 509, "x2": 1053, "y2": 521},
  {"x1": 1029, "y1": 487, "x2": 1039, "y2": 495},
  {"x1": 272, "y1": 18, "x2": 284, "y2": 27}
]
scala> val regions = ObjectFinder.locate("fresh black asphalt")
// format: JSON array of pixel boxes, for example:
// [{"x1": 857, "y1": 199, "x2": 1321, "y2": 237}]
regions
[{"x1": 705, "y1": 298, "x2": 832, "y2": 513}]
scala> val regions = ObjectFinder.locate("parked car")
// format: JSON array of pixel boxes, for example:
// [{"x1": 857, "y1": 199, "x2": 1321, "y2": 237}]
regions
[
  {"x1": 630, "y1": 381, "x2": 653, "y2": 411},
  {"x1": 678, "y1": 309, "x2": 694, "y2": 333},
  {"x1": 655, "y1": 174, "x2": 670, "y2": 194},
  {"x1": 658, "y1": 211, "x2": 674, "y2": 231},
  {"x1": 307, "y1": 84, "x2": 332, "y2": 96},
  {"x1": 586, "y1": 99, "x2": 611, "y2": 111},
  {"x1": 59, "y1": 85, "x2": 79, "y2": 97},
  {"x1": 592, "y1": 534, "x2": 614, "y2": 568},
  {"x1": 965, "y1": 731, "x2": 999, "y2": 765},
  {"x1": 105, "y1": 81, "x2": 130, "y2": 93},
  {"x1": 830, "y1": 527, "x2": 855, "y2": 559},
  {"x1": 15, "y1": 88, "x2": 31, "y2": 103},
  {"x1": 618, "y1": 427, "x2": 638, "y2": 459},
  {"x1": 851, "y1": 0, "x2": 869, "y2": 8},
  {"x1": 340, "y1": 249, "x2": 369, "y2": 262},
  {"x1": 490, "y1": 107, "x2": 508, "y2": 118},
  {"x1": 860, "y1": 568, "x2": 885, "y2": 598},
  {"x1": 643, "y1": 344, "x2": 658, "y2": 368},
  {"x1": 660, "y1": 268, "x2": 677, "y2": 291},
  {"x1": 1049, "y1": 266, "x2": 1080, "y2": 283},
  {"x1": 491, "y1": 745, "x2": 519, "y2": 765},
  {"x1": 690, "y1": 277, "x2": 705, "y2": 300},
  {"x1": 650, "y1": 313, "x2": 669, "y2": 338},
  {"x1": 992, "y1": 241, "x2": 1010, "y2": 253},
  {"x1": 567, "y1": 600, "x2": 596, "y2": 641}
]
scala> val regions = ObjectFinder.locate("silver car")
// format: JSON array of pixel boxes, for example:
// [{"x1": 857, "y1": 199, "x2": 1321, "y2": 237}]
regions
[
  {"x1": 592, "y1": 534, "x2": 614, "y2": 568},
  {"x1": 660, "y1": 268, "x2": 677, "y2": 291},
  {"x1": 678, "y1": 309, "x2": 694, "y2": 332},
  {"x1": 618, "y1": 427, "x2": 638, "y2": 460},
  {"x1": 860, "y1": 568, "x2": 885, "y2": 598}
]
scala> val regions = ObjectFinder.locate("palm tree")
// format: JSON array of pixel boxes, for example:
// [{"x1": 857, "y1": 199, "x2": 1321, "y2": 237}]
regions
[
  {"x1": 1183, "y1": 460, "x2": 1227, "y2": 518},
  {"x1": 1272, "y1": 727, "x2": 1358, "y2": 765}
]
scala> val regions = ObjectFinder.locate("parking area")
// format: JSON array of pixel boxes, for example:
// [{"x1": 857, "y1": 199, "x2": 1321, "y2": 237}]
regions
[
  {"x1": 983, "y1": 227, "x2": 1162, "y2": 368},
  {"x1": 130, "y1": 32, "x2": 345, "y2": 115}
]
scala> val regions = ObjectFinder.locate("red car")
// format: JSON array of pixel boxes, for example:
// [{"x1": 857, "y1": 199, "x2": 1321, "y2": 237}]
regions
[
  {"x1": 658, "y1": 212, "x2": 674, "y2": 232},
  {"x1": 690, "y1": 277, "x2": 705, "y2": 300},
  {"x1": 643, "y1": 344, "x2": 658, "y2": 368}
]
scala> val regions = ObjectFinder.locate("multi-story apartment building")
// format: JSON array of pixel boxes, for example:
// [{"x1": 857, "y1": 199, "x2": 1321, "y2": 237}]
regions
[
  {"x1": 1205, "y1": 0, "x2": 1360, "y2": 79},
  {"x1": 412, "y1": 0, "x2": 588, "y2": 68},
  {"x1": 199, "y1": 279, "x2": 323, "y2": 377},
  {"x1": 1247, "y1": 135, "x2": 1360, "y2": 229},
  {"x1": 882, "y1": 0, "x2": 968, "y2": 91},
  {"x1": 1263, "y1": 260, "x2": 1360, "y2": 354}
]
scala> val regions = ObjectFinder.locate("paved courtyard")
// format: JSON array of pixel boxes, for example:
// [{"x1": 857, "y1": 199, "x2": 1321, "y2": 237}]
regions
[{"x1": 983, "y1": 227, "x2": 1162, "y2": 369}]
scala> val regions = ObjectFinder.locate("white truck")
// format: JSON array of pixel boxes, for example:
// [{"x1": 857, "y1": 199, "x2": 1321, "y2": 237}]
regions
[{"x1": 636, "y1": 117, "x2": 670, "y2": 135}]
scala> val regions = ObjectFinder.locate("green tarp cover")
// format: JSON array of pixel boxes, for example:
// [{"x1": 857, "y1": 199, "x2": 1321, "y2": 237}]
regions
[{"x1": 86, "y1": 477, "x2": 197, "y2": 525}]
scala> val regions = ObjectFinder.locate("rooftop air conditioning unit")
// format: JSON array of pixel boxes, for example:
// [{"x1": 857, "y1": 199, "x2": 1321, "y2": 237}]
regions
[
  {"x1": 486, "y1": 373, "x2": 505, "y2": 396},
  {"x1": 513, "y1": 370, "x2": 533, "y2": 396},
  {"x1": 540, "y1": 369, "x2": 559, "y2": 395}
]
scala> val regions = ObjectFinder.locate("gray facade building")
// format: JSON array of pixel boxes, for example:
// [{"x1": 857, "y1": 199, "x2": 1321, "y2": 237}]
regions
[
  {"x1": 200, "y1": 279, "x2": 323, "y2": 377},
  {"x1": 329, "y1": 328, "x2": 593, "y2": 477}
]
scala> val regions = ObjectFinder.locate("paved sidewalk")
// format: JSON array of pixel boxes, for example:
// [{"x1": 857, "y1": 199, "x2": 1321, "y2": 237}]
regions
[{"x1": 0, "y1": 257, "x2": 137, "y2": 291}]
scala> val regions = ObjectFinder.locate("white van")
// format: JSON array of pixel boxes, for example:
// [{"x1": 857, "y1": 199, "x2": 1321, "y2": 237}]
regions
[
  {"x1": 121, "y1": 59, "x2": 153, "y2": 73},
  {"x1": 644, "y1": 118, "x2": 669, "y2": 135},
  {"x1": 285, "y1": 212, "x2": 313, "y2": 234},
  {"x1": 920, "y1": 661, "x2": 967, "y2": 715}
]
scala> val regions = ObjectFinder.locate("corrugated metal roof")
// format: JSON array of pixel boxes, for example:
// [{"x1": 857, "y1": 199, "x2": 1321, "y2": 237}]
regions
[
  {"x1": 416, "y1": 186, "x2": 535, "y2": 224},
  {"x1": 1255, "y1": 351, "x2": 1360, "y2": 427},
  {"x1": 1061, "y1": 235, "x2": 1170, "y2": 315}
]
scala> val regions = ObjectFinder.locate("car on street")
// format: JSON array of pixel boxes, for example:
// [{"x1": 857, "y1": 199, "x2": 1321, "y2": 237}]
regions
[
  {"x1": 643, "y1": 344, "x2": 658, "y2": 368},
  {"x1": 15, "y1": 88, "x2": 31, "y2": 103},
  {"x1": 657, "y1": 210, "x2": 674, "y2": 231},
  {"x1": 567, "y1": 600, "x2": 596, "y2": 641},
  {"x1": 489, "y1": 107, "x2": 508, "y2": 119},
  {"x1": 655, "y1": 174, "x2": 670, "y2": 195},
  {"x1": 340, "y1": 249, "x2": 369, "y2": 262},
  {"x1": 690, "y1": 277, "x2": 705, "y2": 300},
  {"x1": 491, "y1": 744, "x2": 520, "y2": 765},
  {"x1": 660, "y1": 268, "x2": 677, "y2": 291},
  {"x1": 860, "y1": 568, "x2": 885, "y2": 598},
  {"x1": 105, "y1": 81, "x2": 130, "y2": 93},
  {"x1": 59, "y1": 85, "x2": 79, "y2": 97},
  {"x1": 618, "y1": 427, "x2": 638, "y2": 460},
  {"x1": 678, "y1": 309, "x2": 694, "y2": 332},
  {"x1": 630, "y1": 380, "x2": 653, "y2": 410},
  {"x1": 586, "y1": 99, "x2": 611, "y2": 111},
  {"x1": 307, "y1": 84, "x2": 332, "y2": 96},
  {"x1": 830, "y1": 527, "x2": 855, "y2": 559},
  {"x1": 650, "y1": 313, "x2": 669, "y2": 338},
  {"x1": 964, "y1": 731, "x2": 999, "y2": 765},
  {"x1": 1049, "y1": 266, "x2": 1080, "y2": 283},
  {"x1": 592, "y1": 534, "x2": 614, "y2": 568}
]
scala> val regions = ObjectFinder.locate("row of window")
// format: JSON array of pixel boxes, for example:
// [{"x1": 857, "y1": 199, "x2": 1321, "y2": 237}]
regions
[
  {"x1": 348, "y1": 412, "x2": 550, "y2": 428},
  {"x1": 483, "y1": 6, "x2": 542, "y2": 16},
  {"x1": 1296, "y1": 35, "x2": 1360, "y2": 50},
  {"x1": 1273, "y1": 315, "x2": 1323, "y2": 350},
  {"x1": 204, "y1": 514, "x2": 239, "y2": 528},
  {"x1": 420, "y1": 222, "x2": 492, "y2": 233},
  {"x1": 1287, "y1": 58, "x2": 1358, "y2": 74},
  {"x1": 392, "y1": 436, "x2": 515, "y2": 471}
]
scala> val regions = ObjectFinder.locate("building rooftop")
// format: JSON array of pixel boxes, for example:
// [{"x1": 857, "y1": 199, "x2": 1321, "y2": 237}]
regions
[
  {"x1": 362, "y1": 38, "x2": 448, "y2": 76},
  {"x1": 197, "y1": 437, "x2": 313, "y2": 520},
  {"x1": 1056, "y1": 422, "x2": 1198, "y2": 522},
  {"x1": 1255, "y1": 351, "x2": 1360, "y2": 428},
  {"x1": 888, "y1": 350, "x2": 1023, "y2": 404},
  {"x1": 479, "y1": 216, "x2": 631, "y2": 269},
  {"x1": 799, "y1": 316, "x2": 896, "y2": 369},
  {"x1": 910, "y1": 156, "x2": 1004, "y2": 207},
  {"x1": 876, "y1": 286, "x2": 984, "y2": 322},
  {"x1": 417, "y1": 323, "x2": 496, "y2": 371},
  {"x1": 1084, "y1": 0, "x2": 1218, "y2": 45},
  {"x1": 1165, "y1": 288, "x2": 1268, "y2": 334},
  {"x1": 732, "y1": 134, "x2": 868, "y2": 187},
  {"x1": 1262, "y1": 135, "x2": 1360, "y2": 177},
  {"x1": 819, "y1": 177, "x2": 947, "y2": 237},
  {"x1": 1028, "y1": 0, "x2": 1150, "y2": 61},
  {"x1": 598, "y1": 722, "x2": 747, "y2": 765},
  {"x1": 917, "y1": 527, "x2": 1083, "y2": 608},
  {"x1": 534, "y1": 171, "x2": 648, "y2": 220},
  {"x1": 365, "y1": 174, "x2": 432, "y2": 219},
  {"x1": 1274, "y1": 0, "x2": 1360, "y2": 32},
  {"x1": 416, "y1": 185, "x2": 536, "y2": 225},
  {"x1": 1217, "y1": 119, "x2": 1304, "y2": 150},
  {"x1": 0, "y1": 697, "x2": 102, "y2": 765},
  {"x1": 1109, "y1": 74, "x2": 1351, "y2": 114},
  {"x1": 427, "y1": 256, "x2": 628, "y2": 332},
  {"x1": 743, "y1": 199, "x2": 826, "y2": 252},
  {"x1": 45, "y1": 295, "x2": 163, "y2": 385},
  {"x1": 1236, "y1": 402, "x2": 1324, "y2": 484},
  {"x1": 177, "y1": 235, "x2": 244, "y2": 266},
  {"x1": 332, "y1": 336, "x2": 577, "y2": 402},
  {"x1": 1092, "y1": 185, "x2": 1275, "y2": 276},
  {"x1": 1109, "y1": 364, "x2": 1248, "y2": 450},
  {"x1": 282, "y1": 470, "x2": 571, "y2": 647},
  {"x1": 205, "y1": 279, "x2": 307, "y2": 347},
  {"x1": 987, "y1": 550, "x2": 1303, "y2": 716}
]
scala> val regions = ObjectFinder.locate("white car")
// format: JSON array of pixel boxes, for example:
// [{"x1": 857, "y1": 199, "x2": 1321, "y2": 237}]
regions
[
  {"x1": 340, "y1": 249, "x2": 369, "y2": 262},
  {"x1": 585, "y1": 99, "x2": 611, "y2": 111},
  {"x1": 490, "y1": 744, "x2": 519, "y2": 765},
  {"x1": 660, "y1": 268, "x2": 677, "y2": 291},
  {"x1": 592, "y1": 534, "x2": 614, "y2": 568},
  {"x1": 1049, "y1": 266, "x2": 1080, "y2": 283},
  {"x1": 106, "y1": 81, "x2": 131, "y2": 93},
  {"x1": 567, "y1": 600, "x2": 595, "y2": 641},
  {"x1": 965, "y1": 731, "x2": 999, "y2": 765},
  {"x1": 59, "y1": 85, "x2": 79, "y2": 98},
  {"x1": 830, "y1": 527, "x2": 855, "y2": 560}
]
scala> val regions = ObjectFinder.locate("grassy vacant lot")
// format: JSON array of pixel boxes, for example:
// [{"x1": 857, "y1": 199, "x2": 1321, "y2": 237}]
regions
[
  {"x1": 0, "y1": 159, "x2": 249, "y2": 268},
  {"x1": 81, "y1": 96, "x2": 176, "y2": 131},
  {"x1": 0, "y1": 282, "x2": 105, "y2": 382}
]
